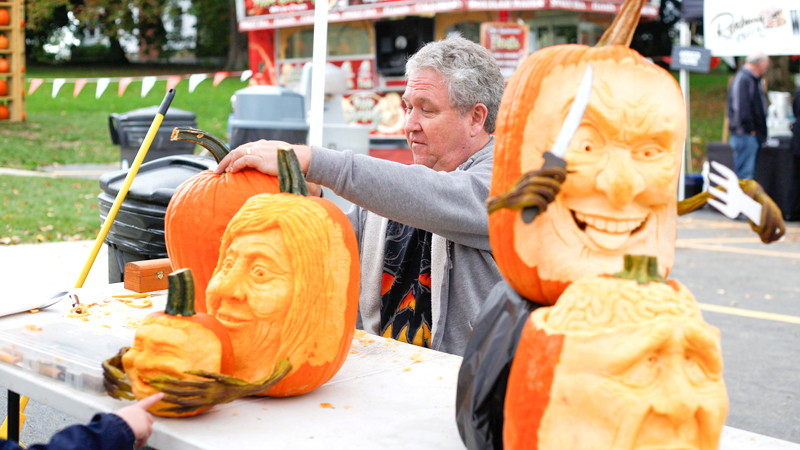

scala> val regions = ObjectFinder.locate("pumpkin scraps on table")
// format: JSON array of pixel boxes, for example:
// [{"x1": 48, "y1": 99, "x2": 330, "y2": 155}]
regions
[{"x1": 104, "y1": 146, "x2": 359, "y2": 416}]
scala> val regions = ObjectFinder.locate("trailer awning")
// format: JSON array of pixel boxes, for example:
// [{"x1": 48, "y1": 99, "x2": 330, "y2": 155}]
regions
[{"x1": 238, "y1": 0, "x2": 661, "y2": 31}]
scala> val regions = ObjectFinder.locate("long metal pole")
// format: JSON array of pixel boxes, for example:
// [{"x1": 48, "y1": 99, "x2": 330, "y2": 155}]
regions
[
  {"x1": 308, "y1": 0, "x2": 329, "y2": 147},
  {"x1": 678, "y1": 20, "x2": 691, "y2": 201}
]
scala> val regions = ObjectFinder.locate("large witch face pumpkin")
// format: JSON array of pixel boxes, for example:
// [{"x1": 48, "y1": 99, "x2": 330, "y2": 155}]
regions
[
  {"x1": 206, "y1": 192, "x2": 359, "y2": 396},
  {"x1": 490, "y1": 46, "x2": 686, "y2": 304},
  {"x1": 504, "y1": 256, "x2": 728, "y2": 450}
]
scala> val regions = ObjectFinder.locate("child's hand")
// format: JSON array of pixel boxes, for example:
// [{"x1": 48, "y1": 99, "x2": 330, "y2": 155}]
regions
[{"x1": 115, "y1": 392, "x2": 164, "y2": 447}]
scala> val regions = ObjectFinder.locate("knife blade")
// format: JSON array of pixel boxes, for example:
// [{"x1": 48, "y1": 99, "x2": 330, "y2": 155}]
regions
[{"x1": 522, "y1": 63, "x2": 594, "y2": 223}]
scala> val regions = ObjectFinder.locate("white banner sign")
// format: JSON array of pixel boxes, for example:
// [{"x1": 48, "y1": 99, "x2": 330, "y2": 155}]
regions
[{"x1": 704, "y1": 0, "x2": 800, "y2": 56}]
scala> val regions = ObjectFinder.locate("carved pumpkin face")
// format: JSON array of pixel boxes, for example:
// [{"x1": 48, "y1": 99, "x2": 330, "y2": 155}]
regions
[
  {"x1": 121, "y1": 268, "x2": 234, "y2": 417},
  {"x1": 122, "y1": 316, "x2": 233, "y2": 417},
  {"x1": 206, "y1": 192, "x2": 359, "y2": 396},
  {"x1": 165, "y1": 169, "x2": 281, "y2": 314},
  {"x1": 490, "y1": 46, "x2": 686, "y2": 304},
  {"x1": 504, "y1": 261, "x2": 728, "y2": 450}
]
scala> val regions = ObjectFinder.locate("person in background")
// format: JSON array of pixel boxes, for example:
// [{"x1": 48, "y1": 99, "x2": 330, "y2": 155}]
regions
[
  {"x1": 0, "y1": 393, "x2": 163, "y2": 450},
  {"x1": 214, "y1": 36, "x2": 506, "y2": 356},
  {"x1": 727, "y1": 51, "x2": 769, "y2": 180}
]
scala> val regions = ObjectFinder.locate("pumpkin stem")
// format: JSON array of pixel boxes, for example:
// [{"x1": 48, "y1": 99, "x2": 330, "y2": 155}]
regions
[
  {"x1": 165, "y1": 268, "x2": 197, "y2": 316},
  {"x1": 277, "y1": 145, "x2": 310, "y2": 196},
  {"x1": 611, "y1": 254, "x2": 668, "y2": 285},
  {"x1": 595, "y1": 0, "x2": 646, "y2": 47},
  {"x1": 170, "y1": 127, "x2": 230, "y2": 163}
]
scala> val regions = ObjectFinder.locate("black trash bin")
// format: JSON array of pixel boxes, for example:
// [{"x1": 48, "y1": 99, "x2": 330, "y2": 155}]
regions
[
  {"x1": 98, "y1": 154, "x2": 217, "y2": 283},
  {"x1": 109, "y1": 106, "x2": 198, "y2": 168},
  {"x1": 228, "y1": 86, "x2": 309, "y2": 149}
]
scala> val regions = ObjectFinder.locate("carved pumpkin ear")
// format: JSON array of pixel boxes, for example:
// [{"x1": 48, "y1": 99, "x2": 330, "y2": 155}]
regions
[{"x1": 596, "y1": 0, "x2": 646, "y2": 47}]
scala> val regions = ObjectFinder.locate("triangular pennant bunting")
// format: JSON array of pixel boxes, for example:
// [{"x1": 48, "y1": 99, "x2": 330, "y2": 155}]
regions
[
  {"x1": 141, "y1": 76, "x2": 157, "y2": 97},
  {"x1": 96, "y1": 78, "x2": 110, "y2": 99},
  {"x1": 188, "y1": 73, "x2": 208, "y2": 93},
  {"x1": 213, "y1": 72, "x2": 230, "y2": 87},
  {"x1": 166, "y1": 75, "x2": 181, "y2": 93},
  {"x1": 73, "y1": 79, "x2": 88, "y2": 98},
  {"x1": 52, "y1": 79, "x2": 65, "y2": 98},
  {"x1": 119, "y1": 77, "x2": 133, "y2": 97},
  {"x1": 28, "y1": 79, "x2": 43, "y2": 96}
]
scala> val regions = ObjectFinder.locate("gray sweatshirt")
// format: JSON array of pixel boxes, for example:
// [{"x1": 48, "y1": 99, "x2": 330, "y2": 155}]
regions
[{"x1": 306, "y1": 138, "x2": 502, "y2": 355}]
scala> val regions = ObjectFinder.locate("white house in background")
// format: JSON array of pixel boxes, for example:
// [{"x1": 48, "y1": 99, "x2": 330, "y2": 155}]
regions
[{"x1": 45, "y1": 1, "x2": 198, "y2": 62}]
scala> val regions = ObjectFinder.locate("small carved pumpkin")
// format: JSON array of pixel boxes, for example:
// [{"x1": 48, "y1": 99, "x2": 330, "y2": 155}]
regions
[
  {"x1": 0, "y1": 104, "x2": 8, "y2": 120},
  {"x1": 164, "y1": 129, "x2": 280, "y2": 313},
  {"x1": 0, "y1": 9, "x2": 8, "y2": 26},
  {"x1": 0, "y1": 79, "x2": 6, "y2": 96},
  {"x1": 504, "y1": 255, "x2": 729, "y2": 450},
  {"x1": 122, "y1": 268, "x2": 235, "y2": 417},
  {"x1": 205, "y1": 148, "x2": 360, "y2": 397},
  {"x1": 488, "y1": 0, "x2": 686, "y2": 304},
  {"x1": 0, "y1": 35, "x2": 7, "y2": 50},
  {"x1": 0, "y1": 58, "x2": 8, "y2": 73}
]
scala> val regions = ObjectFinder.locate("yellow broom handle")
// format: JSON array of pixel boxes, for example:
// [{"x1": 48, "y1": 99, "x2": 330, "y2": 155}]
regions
[{"x1": 74, "y1": 89, "x2": 176, "y2": 289}]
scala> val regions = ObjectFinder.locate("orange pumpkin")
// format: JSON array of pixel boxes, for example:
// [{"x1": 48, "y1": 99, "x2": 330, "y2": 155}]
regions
[
  {"x1": 0, "y1": 35, "x2": 8, "y2": 50},
  {"x1": 504, "y1": 255, "x2": 728, "y2": 450},
  {"x1": 0, "y1": 10, "x2": 8, "y2": 26},
  {"x1": 0, "y1": 79, "x2": 7, "y2": 96},
  {"x1": 121, "y1": 268, "x2": 235, "y2": 417},
  {"x1": 488, "y1": 0, "x2": 685, "y2": 305},
  {"x1": 0, "y1": 104, "x2": 8, "y2": 120},
  {"x1": 205, "y1": 147, "x2": 360, "y2": 397},
  {"x1": 164, "y1": 128, "x2": 280, "y2": 313},
  {"x1": 0, "y1": 58, "x2": 8, "y2": 73}
]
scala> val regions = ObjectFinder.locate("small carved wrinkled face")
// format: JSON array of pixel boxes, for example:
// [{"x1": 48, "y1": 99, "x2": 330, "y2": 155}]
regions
[
  {"x1": 538, "y1": 317, "x2": 728, "y2": 450},
  {"x1": 206, "y1": 229, "x2": 294, "y2": 380},
  {"x1": 123, "y1": 321, "x2": 221, "y2": 400},
  {"x1": 514, "y1": 58, "x2": 685, "y2": 283}
]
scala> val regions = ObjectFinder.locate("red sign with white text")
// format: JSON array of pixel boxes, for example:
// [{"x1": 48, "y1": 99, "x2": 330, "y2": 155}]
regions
[{"x1": 480, "y1": 22, "x2": 529, "y2": 79}]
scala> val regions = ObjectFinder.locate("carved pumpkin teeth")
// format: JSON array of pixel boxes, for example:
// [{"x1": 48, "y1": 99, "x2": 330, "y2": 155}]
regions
[{"x1": 572, "y1": 211, "x2": 646, "y2": 234}]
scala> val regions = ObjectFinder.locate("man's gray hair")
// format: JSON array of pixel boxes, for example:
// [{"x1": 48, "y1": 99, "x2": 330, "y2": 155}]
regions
[
  {"x1": 746, "y1": 51, "x2": 768, "y2": 66},
  {"x1": 405, "y1": 36, "x2": 505, "y2": 134}
]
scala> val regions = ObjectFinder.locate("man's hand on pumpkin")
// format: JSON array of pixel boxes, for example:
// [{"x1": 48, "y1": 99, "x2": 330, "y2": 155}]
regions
[
  {"x1": 215, "y1": 140, "x2": 312, "y2": 177},
  {"x1": 149, "y1": 359, "x2": 292, "y2": 415},
  {"x1": 103, "y1": 347, "x2": 135, "y2": 400}
]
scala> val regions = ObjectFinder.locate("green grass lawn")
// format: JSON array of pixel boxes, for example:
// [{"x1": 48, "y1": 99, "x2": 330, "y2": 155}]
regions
[
  {"x1": 1, "y1": 62, "x2": 246, "y2": 244},
  {"x1": 0, "y1": 175, "x2": 103, "y2": 244}
]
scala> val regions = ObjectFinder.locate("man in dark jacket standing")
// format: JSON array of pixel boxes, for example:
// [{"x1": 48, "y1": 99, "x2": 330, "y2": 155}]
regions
[{"x1": 727, "y1": 51, "x2": 769, "y2": 180}]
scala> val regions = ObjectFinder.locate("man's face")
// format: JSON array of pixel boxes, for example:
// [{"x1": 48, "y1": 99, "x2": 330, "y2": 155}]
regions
[
  {"x1": 514, "y1": 58, "x2": 685, "y2": 282},
  {"x1": 206, "y1": 229, "x2": 294, "y2": 379},
  {"x1": 403, "y1": 68, "x2": 474, "y2": 172},
  {"x1": 537, "y1": 318, "x2": 728, "y2": 450},
  {"x1": 123, "y1": 322, "x2": 221, "y2": 399}
]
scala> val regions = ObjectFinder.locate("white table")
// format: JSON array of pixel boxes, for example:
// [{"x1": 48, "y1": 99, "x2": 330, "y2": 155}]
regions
[
  {"x1": 0, "y1": 284, "x2": 464, "y2": 450},
  {"x1": 0, "y1": 285, "x2": 797, "y2": 450}
]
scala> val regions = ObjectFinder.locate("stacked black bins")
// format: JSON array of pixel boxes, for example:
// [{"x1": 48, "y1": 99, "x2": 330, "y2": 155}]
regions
[
  {"x1": 109, "y1": 106, "x2": 198, "y2": 168},
  {"x1": 98, "y1": 155, "x2": 217, "y2": 283},
  {"x1": 229, "y1": 86, "x2": 309, "y2": 149}
]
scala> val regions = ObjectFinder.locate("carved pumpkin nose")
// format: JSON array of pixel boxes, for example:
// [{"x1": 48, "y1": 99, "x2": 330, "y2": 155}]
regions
[
  {"x1": 596, "y1": 148, "x2": 646, "y2": 208},
  {"x1": 651, "y1": 358, "x2": 700, "y2": 425}
]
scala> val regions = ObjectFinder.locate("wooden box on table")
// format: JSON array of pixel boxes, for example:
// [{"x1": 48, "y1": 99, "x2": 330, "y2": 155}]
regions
[{"x1": 123, "y1": 259, "x2": 172, "y2": 292}]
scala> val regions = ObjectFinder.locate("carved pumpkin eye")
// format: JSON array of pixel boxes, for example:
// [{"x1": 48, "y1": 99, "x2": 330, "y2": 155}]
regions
[
  {"x1": 634, "y1": 145, "x2": 665, "y2": 161},
  {"x1": 623, "y1": 353, "x2": 661, "y2": 388},
  {"x1": 222, "y1": 256, "x2": 235, "y2": 272}
]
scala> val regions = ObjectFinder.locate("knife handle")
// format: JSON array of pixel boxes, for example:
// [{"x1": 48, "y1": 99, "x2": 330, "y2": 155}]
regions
[{"x1": 521, "y1": 153, "x2": 568, "y2": 223}]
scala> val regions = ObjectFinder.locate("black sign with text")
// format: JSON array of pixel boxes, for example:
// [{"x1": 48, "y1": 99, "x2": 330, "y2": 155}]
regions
[{"x1": 669, "y1": 45, "x2": 712, "y2": 73}]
